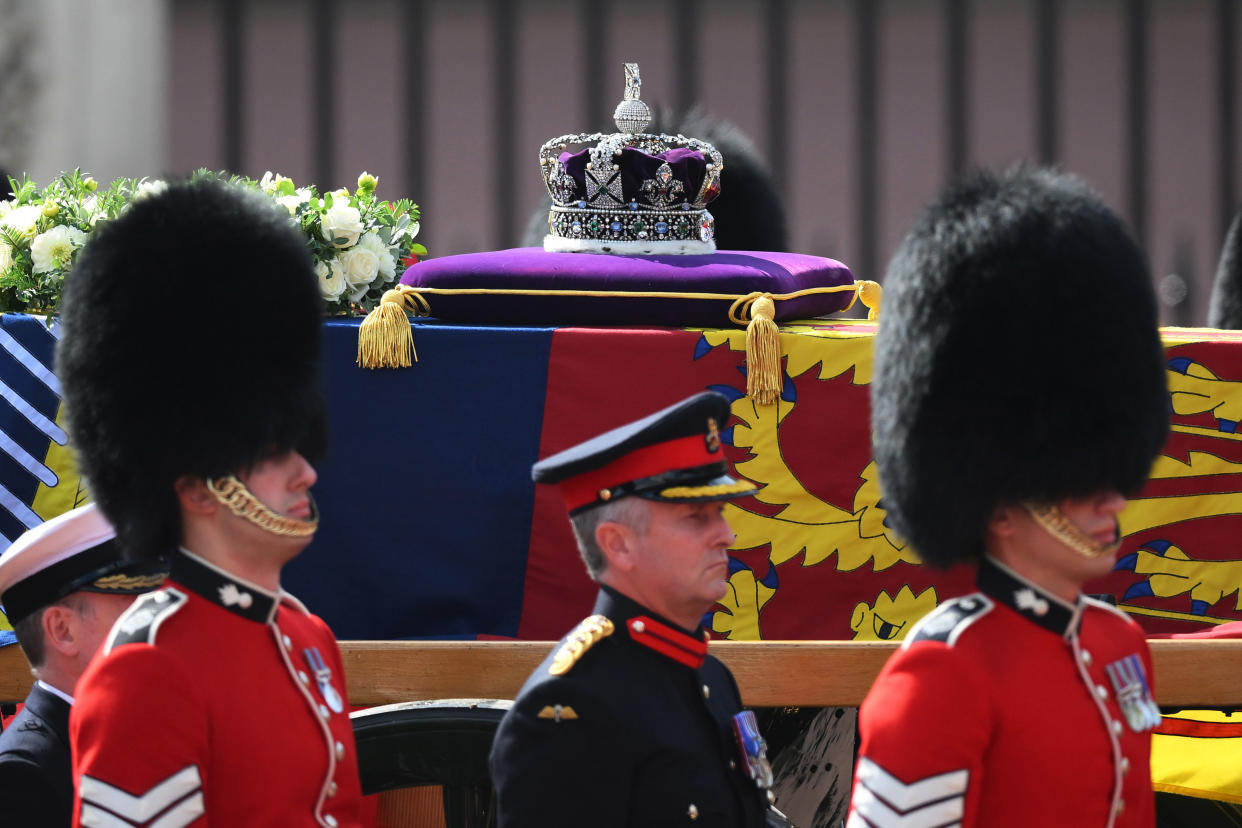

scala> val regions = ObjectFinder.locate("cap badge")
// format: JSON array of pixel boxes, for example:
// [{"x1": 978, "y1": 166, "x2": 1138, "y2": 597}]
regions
[
  {"x1": 218, "y1": 583, "x2": 253, "y2": 610},
  {"x1": 731, "y1": 710, "x2": 774, "y2": 790},
  {"x1": 1106, "y1": 654, "x2": 1161, "y2": 732},
  {"x1": 705, "y1": 417, "x2": 721, "y2": 453},
  {"x1": 304, "y1": 646, "x2": 345, "y2": 714}
]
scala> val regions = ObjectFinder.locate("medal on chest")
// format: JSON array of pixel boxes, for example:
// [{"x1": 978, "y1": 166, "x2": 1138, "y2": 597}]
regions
[
  {"x1": 1105, "y1": 654, "x2": 1161, "y2": 732},
  {"x1": 303, "y1": 646, "x2": 345, "y2": 714},
  {"x1": 731, "y1": 710, "x2": 774, "y2": 790}
]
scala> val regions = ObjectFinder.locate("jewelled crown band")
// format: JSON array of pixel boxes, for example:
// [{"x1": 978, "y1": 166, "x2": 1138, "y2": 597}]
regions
[
  {"x1": 207, "y1": 476, "x2": 319, "y2": 538},
  {"x1": 539, "y1": 63, "x2": 723, "y2": 255}
]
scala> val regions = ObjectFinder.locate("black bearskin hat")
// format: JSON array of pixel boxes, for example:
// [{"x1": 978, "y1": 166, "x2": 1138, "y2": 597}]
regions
[
  {"x1": 870, "y1": 165, "x2": 1169, "y2": 568},
  {"x1": 1208, "y1": 206, "x2": 1242, "y2": 328},
  {"x1": 56, "y1": 178, "x2": 326, "y2": 561}
]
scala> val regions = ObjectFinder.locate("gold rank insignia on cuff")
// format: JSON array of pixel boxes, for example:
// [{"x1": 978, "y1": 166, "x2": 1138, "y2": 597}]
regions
[
  {"x1": 549, "y1": 614, "x2": 615, "y2": 675},
  {"x1": 537, "y1": 704, "x2": 579, "y2": 722}
]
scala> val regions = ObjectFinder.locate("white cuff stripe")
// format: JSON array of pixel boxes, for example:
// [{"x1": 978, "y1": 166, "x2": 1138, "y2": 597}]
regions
[
  {"x1": 856, "y1": 757, "x2": 969, "y2": 811},
  {"x1": 852, "y1": 784, "x2": 964, "y2": 828},
  {"x1": 80, "y1": 765, "x2": 202, "y2": 824},
  {"x1": 150, "y1": 791, "x2": 205, "y2": 828}
]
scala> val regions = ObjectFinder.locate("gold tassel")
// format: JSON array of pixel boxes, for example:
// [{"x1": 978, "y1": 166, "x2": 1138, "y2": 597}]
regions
[
  {"x1": 745, "y1": 294, "x2": 781, "y2": 406},
  {"x1": 857, "y1": 280, "x2": 882, "y2": 320},
  {"x1": 356, "y1": 287, "x2": 422, "y2": 369}
]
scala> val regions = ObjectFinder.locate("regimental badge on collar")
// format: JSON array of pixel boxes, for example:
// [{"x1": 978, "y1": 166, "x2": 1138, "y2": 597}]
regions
[
  {"x1": 731, "y1": 711, "x2": 774, "y2": 790},
  {"x1": 1106, "y1": 654, "x2": 1161, "y2": 732},
  {"x1": 303, "y1": 646, "x2": 345, "y2": 714}
]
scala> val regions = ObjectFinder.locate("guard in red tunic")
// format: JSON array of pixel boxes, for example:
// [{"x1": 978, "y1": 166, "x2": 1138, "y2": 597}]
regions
[
  {"x1": 490, "y1": 392, "x2": 784, "y2": 827},
  {"x1": 56, "y1": 179, "x2": 363, "y2": 827},
  {"x1": 850, "y1": 166, "x2": 1170, "y2": 827}
]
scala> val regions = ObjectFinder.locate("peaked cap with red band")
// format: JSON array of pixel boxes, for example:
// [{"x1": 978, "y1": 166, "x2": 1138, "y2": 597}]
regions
[{"x1": 532, "y1": 391, "x2": 757, "y2": 515}]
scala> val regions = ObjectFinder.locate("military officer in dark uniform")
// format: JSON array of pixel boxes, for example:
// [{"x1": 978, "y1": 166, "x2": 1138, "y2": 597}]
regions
[
  {"x1": 0, "y1": 504, "x2": 166, "y2": 826},
  {"x1": 490, "y1": 391, "x2": 781, "y2": 827},
  {"x1": 848, "y1": 166, "x2": 1169, "y2": 827}
]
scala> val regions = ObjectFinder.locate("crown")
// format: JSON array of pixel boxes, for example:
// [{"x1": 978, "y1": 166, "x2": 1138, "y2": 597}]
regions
[{"x1": 539, "y1": 63, "x2": 723, "y2": 255}]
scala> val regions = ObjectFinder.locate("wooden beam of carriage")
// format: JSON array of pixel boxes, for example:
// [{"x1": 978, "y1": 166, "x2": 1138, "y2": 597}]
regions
[{"x1": 0, "y1": 639, "x2": 1238, "y2": 708}]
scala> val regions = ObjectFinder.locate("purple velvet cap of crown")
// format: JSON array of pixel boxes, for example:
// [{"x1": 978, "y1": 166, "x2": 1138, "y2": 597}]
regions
[
  {"x1": 400, "y1": 247, "x2": 855, "y2": 326},
  {"x1": 558, "y1": 147, "x2": 714, "y2": 206}
]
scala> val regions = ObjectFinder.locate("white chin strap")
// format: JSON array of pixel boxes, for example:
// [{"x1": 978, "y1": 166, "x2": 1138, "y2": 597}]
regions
[
  {"x1": 1024, "y1": 503, "x2": 1120, "y2": 560},
  {"x1": 206, "y1": 476, "x2": 319, "y2": 538}
]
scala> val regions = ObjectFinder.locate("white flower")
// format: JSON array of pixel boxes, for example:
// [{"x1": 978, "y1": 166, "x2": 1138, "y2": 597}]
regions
[
  {"x1": 81, "y1": 195, "x2": 102, "y2": 226},
  {"x1": 320, "y1": 201, "x2": 363, "y2": 248},
  {"x1": 276, "y1": 188, "x2": 312, "y2": 216},
  {"x1": 259, "y1": 171, "x2": 277, "y2": 194},
  {"x1": 338, "y1": 242, "x2": 380, "y2": 290},
  {"x1": 355, "y1": 231, "x2": 395, "y2": 283},
  {"x1": 132, "y1": 180, "x2": 168, "y2": 201},
  {"x1": 315, "y1": 259, "x2": 347, "y2": 302},
  {"x1": 1, "y1": 204, "x2": 42, "y2": 240},
  {"x1": 30, "y1": 225, "x2": 87, "y2": 274}
]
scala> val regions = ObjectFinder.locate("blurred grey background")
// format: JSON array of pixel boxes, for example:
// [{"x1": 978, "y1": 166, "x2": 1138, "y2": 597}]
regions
[{"x1": 1, "y1": 0, "x2": 1235, "y2": 324}]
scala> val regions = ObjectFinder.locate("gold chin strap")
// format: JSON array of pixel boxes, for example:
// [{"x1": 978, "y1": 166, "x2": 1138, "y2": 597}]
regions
[
  {"x1": 1024, "y1": 502, "x2": 1120, "y2": 560},
  {"x1": 206, "y1": 476, "x2": 319, "y2": 538}
]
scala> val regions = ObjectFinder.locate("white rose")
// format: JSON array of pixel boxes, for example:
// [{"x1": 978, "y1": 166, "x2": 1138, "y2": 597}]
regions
[
  {"x1": 30, "y1": 225, "x2": 88, "y2": 274},
  {"x1": 276, "y1": 188, "x2": 312, "y2": 216},
  {"x1": 338, "y1": 243, "x2": 380, "y2": 293},
  {"x1": 355, "y1": 232, "x2": 395, "y2": 283},
  {"x1": 320, "y1": 201, "x2": 363, "y2": 248},
  {"x1": 315, "y1": 259, "x2": 347, "y2": 302},
  {"x1": 1, "y1": 204, "x2": 42, "y2": 240},
  {"x1": 132, "y1": 180, "x2": 168, "y2": 201}
]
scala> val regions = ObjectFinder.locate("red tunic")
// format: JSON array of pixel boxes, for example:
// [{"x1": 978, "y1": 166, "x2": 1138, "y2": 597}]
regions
[
  {"x1": 849, "y1": 557, "x2": 1157, "y2": 828},
  {"x1": 71, "y1": 549, "x2": 363, "y2": 827}
]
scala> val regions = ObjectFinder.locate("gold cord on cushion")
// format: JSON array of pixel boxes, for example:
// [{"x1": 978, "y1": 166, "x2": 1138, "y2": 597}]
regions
[
  {"x1": 206, "y1": 476, "x2": 319, "y2": 538},
  {"x1": 1025, "y1": 502, "x2": 1121, "y2": 560},
  {"x1": 355, "y1": 282, "x2": 882, "y2": 404}
]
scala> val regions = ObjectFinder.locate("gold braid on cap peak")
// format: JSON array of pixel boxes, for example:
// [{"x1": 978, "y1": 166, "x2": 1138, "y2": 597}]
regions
[
  {"x1": 1024, "y1": 503, "x2": 1121, "y2": 560},
  {"x1": 549, "y1": 615, "x2": 615, "y2": 676},
  {"x1": 658, "y1": 480, "x2": 756, "y2": 499},
  {"x1": 91, "y1": 572, "x2": 167, "y2": 591},
  {"x1": 206, "y1": 475, "x2": 319, "y2": 538}
]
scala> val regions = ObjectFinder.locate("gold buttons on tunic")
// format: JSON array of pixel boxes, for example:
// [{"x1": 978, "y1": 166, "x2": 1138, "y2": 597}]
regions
[
  {"x1": 324, "y1": 815, "x2": 338, "y2": 827},
  {"x1": 282, "y1": 634, "x2": 292, "y2": 649},
  {"x1": 327, "y1": 781, "x2": 338, "y2": 798},
  {"x1": 702, "y1": 685, "x2": 710, "y2": 699},
  {"x1": 299, "y1": 670, "x2": 310, "y2": 685},
  {"x1": 1120, "y1": 757, "x2": 1131, "y2": 776},
  {"x1": 1114, "y1": 799, "x2": 1125, "y2": 816},
  {"x1": 319, "y1": 704, "x2": 330, "y2": 720},
  {"x1": 1095, "y1": 685, "x2": 1109, "y2": 701},
  {"x1": 1112, "y1": 720, "x2": 1123, "y2": 736},
  {"x1": 335, "y1": 741, "x2": 346, "y2": 761},
  {"x1": 1080, "y1": 649, "x2": 1093, "y2": 666},
  {"x1": 688, "y1": 804, "x2": 698, "y2": 820}
]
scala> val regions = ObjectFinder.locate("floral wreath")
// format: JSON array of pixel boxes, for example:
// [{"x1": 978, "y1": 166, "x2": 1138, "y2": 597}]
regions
[{"x1": 0, "y1": 168, "x2": 426, "y2": 315}]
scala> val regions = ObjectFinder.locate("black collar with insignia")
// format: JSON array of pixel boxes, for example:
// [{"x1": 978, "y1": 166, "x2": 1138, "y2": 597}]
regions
[
  {"x1": 977, "y1": 556, "x2": 1083, "y2": 638},
  {"x1": 596, "y1": 585, "x2": 710, "y2": 669},
  {"x1": 170, "y1": 548, "x2": 279, "y2": 624}
]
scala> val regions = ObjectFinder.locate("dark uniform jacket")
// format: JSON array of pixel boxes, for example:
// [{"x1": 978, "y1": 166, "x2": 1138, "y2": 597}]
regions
[
  {"x1": 70, "y1": 549, "x2": 363, "y2": 827},
  {"x1": 0, "y1": 682, "x2": 73, "y2": 826},
  {"x1": 490, "y1": 585, "x2": 771, "y2": 827},
  {"x1": 849, "y1": 556, "x2": 1158, "y2": 828}
]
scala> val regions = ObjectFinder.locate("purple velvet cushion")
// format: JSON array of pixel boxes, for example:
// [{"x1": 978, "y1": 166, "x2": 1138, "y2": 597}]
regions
[{"x1": 400, "y1": 248, "x2": 856, "y2": 326}]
